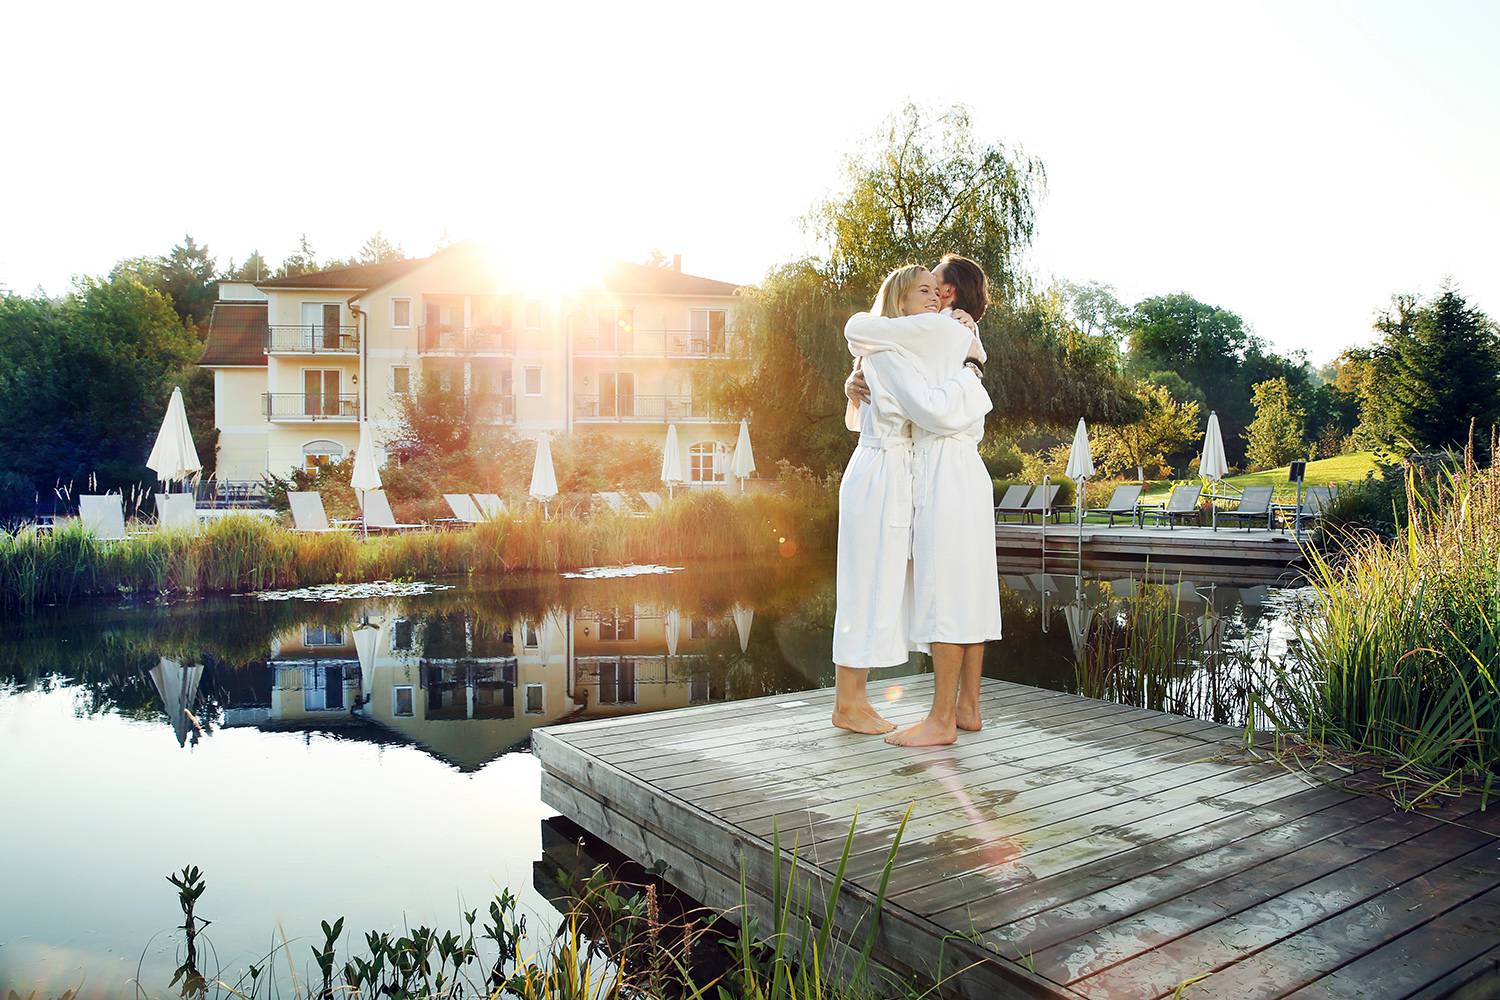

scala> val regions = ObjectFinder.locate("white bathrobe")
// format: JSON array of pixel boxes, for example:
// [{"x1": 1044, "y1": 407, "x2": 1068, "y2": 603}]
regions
[
  {"x1": 832, "y1": 312, "x2": 994, "y2": 668},
  {"x1": 844, "y1": 310, "x2": 1003, "y2": 648}
]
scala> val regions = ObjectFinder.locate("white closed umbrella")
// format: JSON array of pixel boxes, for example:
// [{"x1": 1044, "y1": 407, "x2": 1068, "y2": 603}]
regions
[
  {"x1": 661, "y1": 425, "x2": 684, "y2": 499},
  {"x1": 664, "y1": 607, "x2": 681, "y2": 657},
  {"x1": 350, "y1": 421, "x2": 382, "y2": 538},
  {"x1": 149, "y1": 657, "x2": 204, "y2": 748},
  {"x1": 732, "y1": 603, "x2": 754, "y2": 654},
  {"x1": 530, "y1": 434, "x2": 558, "y2": 515},
  {"x1": 1200, "y1": 411, "x2": 1229, "y2": 530},
  {"x1": 1064, "y1": 601, "x2": 1095, "y2": 664},
  {"x1": 1064, "y1": 417, "x2": 1094, "y2": 537},
  {"x1": 146, "y1": 387, "x2": 202, "y2": 490},
  {"x1": 731, "y1": 419, "x2": 756, "y2": 492},
  {"x1": 353, "y1": 618, "x2": 383, "y2": 701}
]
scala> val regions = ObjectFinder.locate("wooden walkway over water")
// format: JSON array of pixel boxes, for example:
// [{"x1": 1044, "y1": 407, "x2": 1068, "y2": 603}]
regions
[
  {"x1": 996, "y1": 522, "x2": 1306, "y2": 573},
  {"x1": 535, "y1": 675, "x2": 1500, "y2": 999}
]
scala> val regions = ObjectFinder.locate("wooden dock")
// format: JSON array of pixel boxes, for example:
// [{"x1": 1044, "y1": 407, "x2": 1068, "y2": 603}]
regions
[
  {"x1": 996, "y1": 521, "x2": 1307, "y2": 572},
  {"x1": 534, "y1": 675, "x2": 1500, "y2": 999}
]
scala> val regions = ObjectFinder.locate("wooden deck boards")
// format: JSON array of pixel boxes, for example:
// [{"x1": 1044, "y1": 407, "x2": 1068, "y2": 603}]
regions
[
  {"x1": 534, "y1": 676, "x2": 1500, "y2": 999},
  {"x1": 996, "y1": 521, "x2": 1307, "y2": 572}
]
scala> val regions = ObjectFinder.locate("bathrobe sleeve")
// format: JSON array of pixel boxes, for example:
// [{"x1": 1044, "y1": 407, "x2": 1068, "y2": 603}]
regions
[
  {"x1": 845, "y1": 311, "x2": 987, "y2": 361},
  {"x1": 863, "y1": 351, "x2": 992, "y2": 435}
]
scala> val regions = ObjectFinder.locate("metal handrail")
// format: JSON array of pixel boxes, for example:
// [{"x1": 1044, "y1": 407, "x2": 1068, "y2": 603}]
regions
[
  {"x1": 263, "y1": 393, "x2": 360, "y2": 419},
  {"x1": 572, "y1": 394, "x2": 720, "y2": 421},
  {"x1": 264, "y1": 325, "x2": 360, "y2": 353},
  {"x1": 417, "y1": 325, "x2": 516, "y2": 354}
]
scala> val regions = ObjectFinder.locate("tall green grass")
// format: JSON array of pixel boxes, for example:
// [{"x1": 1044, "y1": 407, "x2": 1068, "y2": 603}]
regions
[
  {"x1": 1251, "y1": 453, "x2": 1500, "y2": 799},
  {"x1": 0, "y1": 491, "x2": 810, "y2": 615}
]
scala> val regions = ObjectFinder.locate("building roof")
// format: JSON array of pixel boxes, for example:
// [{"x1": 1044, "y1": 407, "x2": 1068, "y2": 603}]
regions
[
  {"x1": 600, "y1": 261, "x2": 740, "y2": 297},
  {"x1": 199, "y1": 301, "x2": 268, "y2": 367},
  {"x1": 254, "y1": 257, "x2": 428, "y2": 290}
]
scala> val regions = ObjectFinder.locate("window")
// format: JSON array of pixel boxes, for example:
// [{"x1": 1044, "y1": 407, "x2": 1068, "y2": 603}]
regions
[
  {"x1": 303, "y1": 665, "x2": 344, "y2": 711},
  {"x1": 392, "y1": 366, "x2": 411, "y2": 395},
  {"x1": 690, "y1": 309, "x2": 728, "y2": 354},
  {"x1": 689, "y1": 442, "x2": 726, "y2": 483},
  {"x1": 393, "y1": 685, "x2": 415, "y2": 717},
  {"x1": 304, "y1": 624, "x2": 344, "y2": 646},
  {"x1": 525, "y1": 300, "x2": 543, "y2": 329},
  {"x1": 524, "y1": 366, "x2": 542, "y2": 396},
  {"x1": 302, "y1": 440, "x2": 344, "y2": 471},
  {"x1": 598, "y1": 371, "x2": 635, "y2": 417},
  {"x1": 392, "y1": 298, "x2": 412, "y2": 328},
  {"x1": 597, "y1": 660, "x2": 636, "y2": 705},
  {"x1": 303, "y1": 369, "x2": 346, "y2": 417},
  {"x1": 391, "y1": 618, "x2": 413, "y2": 652},
  {"x1": 598, "y1": 610, "x2": 636, "y2": 641},
  {"x1": 524, "y1": 683, "x2": 545, "y2": 715},
  {"x1": 524, "y1": 621, "x2": 539, "y2": 648}
]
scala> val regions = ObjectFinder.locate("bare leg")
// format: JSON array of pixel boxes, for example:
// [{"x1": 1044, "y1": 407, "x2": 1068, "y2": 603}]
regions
[
  {"x1": 956, "y1": 643, "x2": 986, "y2": 731},
  {"x1": 832, "y1": 665, "x2": 896, "y2": 734},
  {"x1": 885, "y1": 642, "x2": 960, "y2": 746}
]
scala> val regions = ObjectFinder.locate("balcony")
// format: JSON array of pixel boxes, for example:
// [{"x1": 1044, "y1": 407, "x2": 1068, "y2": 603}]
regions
[
  {"x1": 573, "y1": 330, "x2": 731, "y2": 359},
  {"x1": 466, "y1": 392, "x2": 516, "y2": 424},
  {"x1": 418, "y1": 325, "x2": 515, "y2": 356},
  {"x1": 573, "y1": 394, "x2": 721, "y2": 423},
  {"x1": 265, "y1": 325, "x2": 360, "y2": 355},
  {"x1": 263, "y1": 393, "x2": 359, "y2": 422}
]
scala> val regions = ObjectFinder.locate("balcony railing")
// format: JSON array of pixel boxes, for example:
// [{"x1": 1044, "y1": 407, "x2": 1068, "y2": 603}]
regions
[
  {"x1": 265, "y1": 325, "x2": 360, "y2": 354},
  {"x1": 418, "y1": 325, "x2": 516, "y2": 355},
  {"x1": 573, "y1": 330, "x2": 732, "y2": 359},
  {"x1": 263, "y1": 393, "x2": 359, "y2": 421},
  {"x1": 573, "y1": 394, "x2": 720, "y2": 423},
  {"x1": 466, "y1": 392, "x2": 516, "y2": 424}
]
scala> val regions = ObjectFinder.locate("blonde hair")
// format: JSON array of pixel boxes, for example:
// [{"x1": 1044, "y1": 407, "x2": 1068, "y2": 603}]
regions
[{"x1": 871, "y1": 264, "x2": 929, "y2": 318}]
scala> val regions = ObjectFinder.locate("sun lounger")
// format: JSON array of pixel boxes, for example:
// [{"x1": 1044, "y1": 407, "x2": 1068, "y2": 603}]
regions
[
  {"x1": 438, "y1": 493, "x2": 484, "y2": 527},
  {"x1": 362, "y1": 490, "x2": 426, "y2": 532},
  {"x1": 473, "y1": 494, "x2": 508, "y2": 520},
  {"x1": 1217, "y1": 485, "x2": 1274, "y2": 530},
  {"x1": 596, "y1": 491, "x2": 628, "y2": 513},
  {"x1": 639, "y1": 491, "x2": 663, "y2": 511},
  {"x1": 1086, "y1": 483, "x2": 1145, "y2": 526},
  {"x1": 994, "y1": 485, "x2": 1033, "y2": 523},
  {"x1": 155, "y1": 493, "x2": 199, "y2": 531},
  {"x1": 1139, "y1": 484, "x2": 1203, "y2": 529},
  {"x1": 288, "y1": 491, "x2": 351, "y2": 533},
  {"x1": 1022, "y1": 484, "x2": 1062, "y2": 524},
  {"x1": 1278, "y1": 485, "x2": 1336, "y2": 532},
  {"x1": 78, "y1": 494, "x2": 128, "y2": 540}
]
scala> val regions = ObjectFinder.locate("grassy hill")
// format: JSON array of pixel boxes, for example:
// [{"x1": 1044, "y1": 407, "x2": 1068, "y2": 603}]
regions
[{"x1": 1139, "y1": 451, "x2": 1379, "y2": 502}]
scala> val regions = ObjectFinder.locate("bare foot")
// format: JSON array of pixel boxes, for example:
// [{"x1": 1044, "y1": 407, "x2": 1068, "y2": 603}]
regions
[
  {"x1": 884, "y1": 718, "x2": 958, "y2": 747},
  {"x1": 956, "y1": 705, "x2": 983, "y2": 732},
  {"x1": 832, "y1": 708, "x2": 897, "y2": 734}
]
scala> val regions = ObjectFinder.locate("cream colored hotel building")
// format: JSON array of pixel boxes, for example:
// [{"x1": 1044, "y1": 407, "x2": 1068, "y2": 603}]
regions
[{"x1": 199, "y1": 242, "x2": 748, "y2": 486}]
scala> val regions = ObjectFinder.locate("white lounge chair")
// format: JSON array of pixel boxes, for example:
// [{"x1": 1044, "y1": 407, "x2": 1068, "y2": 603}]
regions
[
  {"x1": 473, "y1": 493, "x2": 508, "y2": 520},
  {"x1": 1021, "y1": 484, "x2": 1062, "y2": 524},
  {"x1": 596, "y1": 491, "x2": 628, "y2": 514},
  {"x1": 440, "y1": 493, "x2": 484, "y2": 526},
  {"x1": 78, "y1": 494, "x2": 128, "y2": 540},
  {"x1": 363, "y1": 490, "x2": 426, "y2": 532},
  {"x1": 994, "y1": 485, "x2": 1033, "y2": 523},
  {"x1": 288, "y1": 492, "x2": 350, "y2": 533},
  {"x1": 1086, "y1": 484, "x2": 1145, "y2": 526},
  {"x1": 639, "y1": 491, "x2": 663, "y2": 511},
  {"x1": 155, "y1": 493, "x2": 199, "y2": 531}
]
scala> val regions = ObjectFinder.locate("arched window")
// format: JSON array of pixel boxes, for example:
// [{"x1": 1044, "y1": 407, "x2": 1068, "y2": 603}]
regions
[
  {"x1": 303, "y1": 439, "x2": 344, "y2": 470},
  {"x1": 688, "y1": 441, "x2": 727, "y2": 483}
]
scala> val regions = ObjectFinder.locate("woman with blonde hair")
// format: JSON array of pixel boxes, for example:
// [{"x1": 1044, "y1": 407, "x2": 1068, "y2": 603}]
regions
[{"x1": 831, "y1": 264, "x2": 994, "y2": 739}]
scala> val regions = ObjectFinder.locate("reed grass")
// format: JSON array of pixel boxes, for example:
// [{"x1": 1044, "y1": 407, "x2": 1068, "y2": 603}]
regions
[
  {"x1": 1250, "y1": 450, "x2": 1500, "y2": 800},
  {"x1": 0, "y1": 491, "x2": 810, "y2": 615}
]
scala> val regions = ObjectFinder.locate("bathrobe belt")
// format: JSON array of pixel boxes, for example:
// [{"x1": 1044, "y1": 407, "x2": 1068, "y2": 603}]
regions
[{"x1": 857, "y1": 434, "x2": 933, "y2": 534}]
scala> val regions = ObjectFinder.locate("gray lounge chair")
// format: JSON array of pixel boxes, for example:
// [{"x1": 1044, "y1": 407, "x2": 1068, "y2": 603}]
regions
[
  {"x1": 78, "y1": 494, "x2": 128, "y2": 540},
  {"x1": 639, "y1": 491, "x2": 664, "y2": 511},
  {"x1": 1140, "y1": 484, "x2": 1203, "y2": 529},
  {"x1": 155, "y1": 493, "x2": 199, "y2": 531},
  {"x1": 1022, "y1": 484, "x2": 1062, "y2": 524},
  {"x1": 363, "y1": 490, "x2": 426, "y2": 532},
  {"x1": 1217, "y1": 485, "x2": 1274, "y2": 530},
  {"x1": 1087, "y1": 484, "x2": 1145, "y2": 526},
  {"x1": 1287, "y1": 485, "x2": 1336, "y2": 532},
  {"x1": 288, "y1": 492, "x2": 350, "y2": 533},
  {"x1": 473, "y1": 494, "x2": 508, "y2": 520},
  {"x1": 440, "y1": 493, "x2": 484, "y2": 527},
  {"x1": 994, "y1": 485, "x2": 1033, "y2": 523}
]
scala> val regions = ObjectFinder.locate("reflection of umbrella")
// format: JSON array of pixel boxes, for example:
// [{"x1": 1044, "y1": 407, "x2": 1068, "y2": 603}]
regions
[
  {"x1": 661, "y1": 425, "x2": 684, "y2": 498},
  {"x1": 146, "y1": 387, "x2": 202, "y2": 489},
  {"x1": 1201, "y1": 412, "x2": 1228, "y2": 530},
  {"x1": 1064, "y1": 601, "x2": 1095, "y2": 663},
  {"x1": 731, "y1": 419, "x2": 756, "y2": 491},
  {"x1": 354, "y1": 619, "x2": 382, "y2": 697},
  {"x1": 530, "y1": 434, "x2": 558, "y2": 509},
  {"x1": 665, "y1": 608, "x2": 681, "y2": 657},
  {"x1": 149, "y1": 657, "x2": 204, "y2": 747},
  {"x1": 350, "y1": 422, "x2": 382, "y2": 538},
  {"x1": 732, "y1": 604, "x2": 754, "y2": 654},
  {"x1": 539, "y1": 611, "x2": 561, "y2": 659}
]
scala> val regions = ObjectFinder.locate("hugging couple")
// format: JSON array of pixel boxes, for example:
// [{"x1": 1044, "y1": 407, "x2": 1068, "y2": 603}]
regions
[{"x1": 832, "y1": 254, "x2": 1001, "y2": 748}]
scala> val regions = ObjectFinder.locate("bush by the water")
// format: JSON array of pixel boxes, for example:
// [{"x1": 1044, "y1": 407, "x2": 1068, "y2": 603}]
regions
[{"x1": 0, "y1": 489, "x2": 822, "y2": 614}]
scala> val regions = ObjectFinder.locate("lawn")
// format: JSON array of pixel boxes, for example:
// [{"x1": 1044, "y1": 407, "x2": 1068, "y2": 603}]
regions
[{"x1": 1134, "y1": 451, "x2": 1379, "y2": 503}]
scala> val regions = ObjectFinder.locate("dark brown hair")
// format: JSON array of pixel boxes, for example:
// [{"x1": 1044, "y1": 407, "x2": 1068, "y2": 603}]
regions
[{"x1": 933, "y1": 253, "x2": 990, "y2": 321}]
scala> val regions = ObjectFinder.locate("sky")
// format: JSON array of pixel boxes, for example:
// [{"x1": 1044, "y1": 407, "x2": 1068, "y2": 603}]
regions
[{"x1": 3, "y1": 0, "x2": 1497, "y2": 364}]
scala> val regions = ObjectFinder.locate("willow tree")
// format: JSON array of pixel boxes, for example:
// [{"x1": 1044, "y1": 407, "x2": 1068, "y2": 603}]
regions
[{"x1": 728, "y1": 103, "x2": 1140, "y2": 474}]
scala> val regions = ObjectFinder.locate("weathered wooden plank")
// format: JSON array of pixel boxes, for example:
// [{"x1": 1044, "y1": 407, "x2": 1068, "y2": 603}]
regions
[
  {"x1": 1172, "y1": 847, "x2": 1500, "y2": 999},
  {"x1": 983, "y1": 784, "x2": 1396, "y2": 960},
  {"x1": 1068, "y1": 822, "x2": 1494, "y2": 999},
  {"x1": 1350, "y1": 915, "x2": 1500, "y2": 1000}
]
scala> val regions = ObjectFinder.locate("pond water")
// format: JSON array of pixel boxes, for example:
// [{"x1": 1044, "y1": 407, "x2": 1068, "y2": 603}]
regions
[{"x1": 0, "y1": 556, "x2": 1307, "y2": 997}]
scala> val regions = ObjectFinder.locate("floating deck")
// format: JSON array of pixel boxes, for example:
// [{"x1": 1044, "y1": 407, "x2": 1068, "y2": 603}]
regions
[
  {"x1": 534, "y1": 675, "x2": 1500, "y2": 999},
  {"x1": 997, "y1": 521, "x2": 1308, "y2": 572}
]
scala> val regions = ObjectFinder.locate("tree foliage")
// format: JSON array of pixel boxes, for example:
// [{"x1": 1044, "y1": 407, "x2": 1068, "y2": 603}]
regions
[
  {"x1": 1384, "y1": 287, "x2": 1500, "y2": 453},
  {"x1": 112, "y1": 234, "x2": 219, "y2": 328},
  {"x1": 1245, "y1": 377, "x2": 1307, "y2": 470},
  {"x1": 1093, "y1": 382, "x2": 1201, "y2": 481}
]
